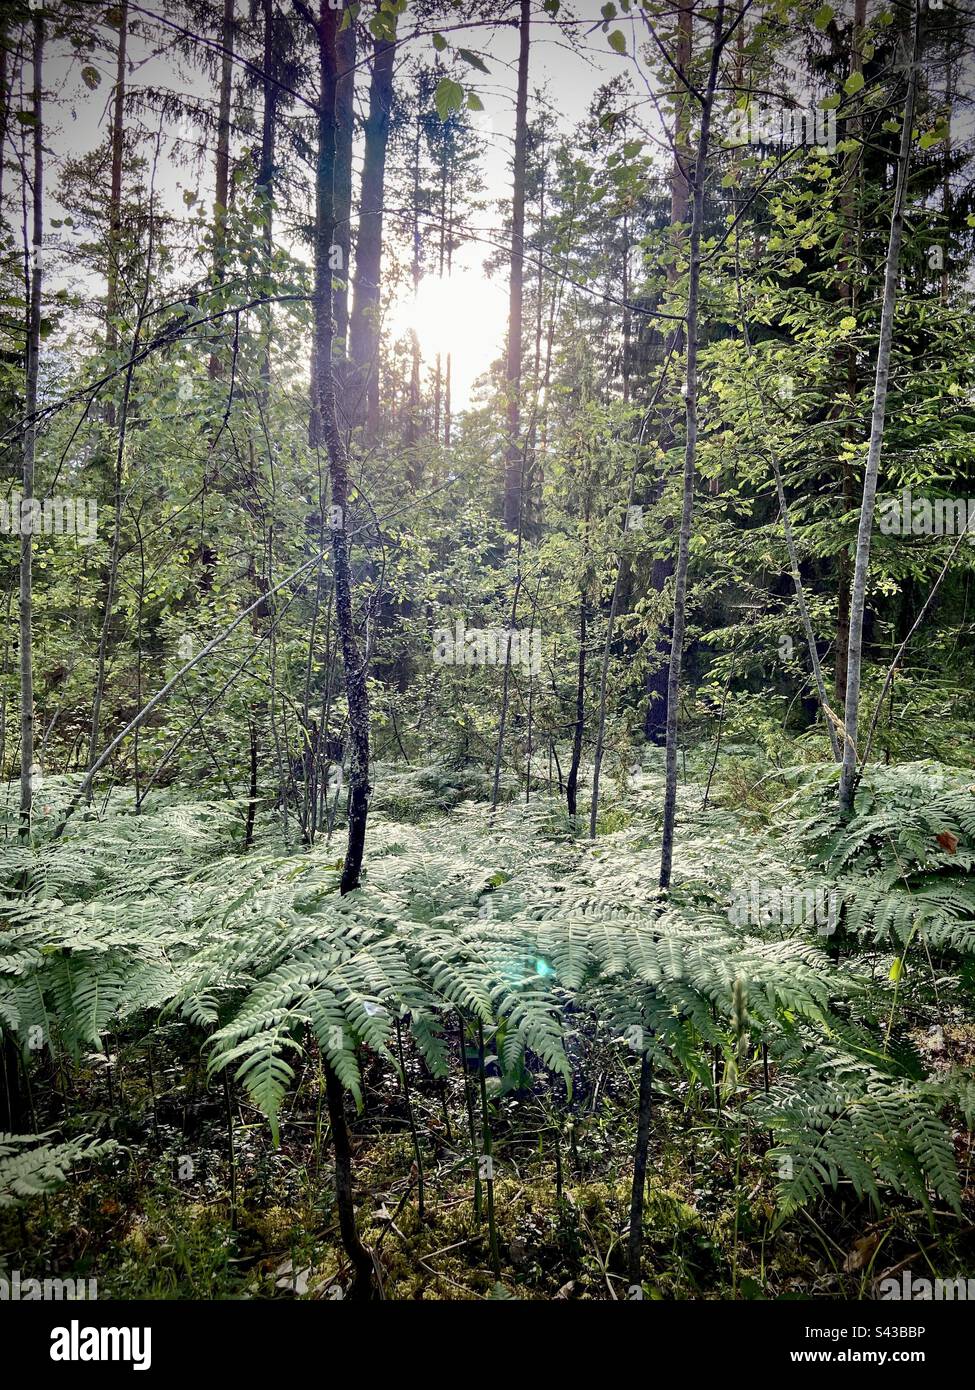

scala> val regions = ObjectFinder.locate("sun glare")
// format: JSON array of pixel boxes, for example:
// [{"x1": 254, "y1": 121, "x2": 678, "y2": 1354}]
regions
[{"x1": 388, "y1": 267, "x2": 508, "y2": 411}]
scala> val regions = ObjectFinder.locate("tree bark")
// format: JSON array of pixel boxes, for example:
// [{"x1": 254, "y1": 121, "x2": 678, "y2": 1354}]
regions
[
  {"x1": 566, "y1": 587, "x2": 587, "y2": 820},
  {"x1": 105, "y1": 0, "x2": 128, "y2": 359},
  {"x1": 258, "y1": 0, "x2": 276, "y2": 389},
  {"x1": 348, "y1": 10, "x2": 396, "y2": 435},
  {"x1": 502, "y1": 0, "x2": 530, "y2": 532},
  {"x1": 627, "y1": 1051, "x2": 653, "y2": 1287},
  {"x1": 312, "y1": 1, "x2": 371, "y2": 895},
  {"x1": 656, "y1": 2, "x2": 725, "y2": 892},
  {"x1": 333, "y1": 15, "x2": 356, "y2": 367},
  {"x1": 838, "y1": 8, "x2": 918, "y2": 820},
  {"x1": 323, "y1": 1056, "x2": 374, "y2": 1299},
  {"x1": 833, "y1": 0, "x2": 867, "y2": 714},
  {"x1": 644, "y1": 0, "x2": 692, "y2": 744},
  {"x1": 208, "y1": 0, "x2": 234, "y2": 378},
  {"x1": 19, "y1": 10, "x2": 43, "y2": 835},
  {"x1": 314, "y1": 7, "x2": 376, "y2": 1296}
]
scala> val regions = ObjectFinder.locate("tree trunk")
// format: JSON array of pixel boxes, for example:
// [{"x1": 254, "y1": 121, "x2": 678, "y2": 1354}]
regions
[
  {"x1": 656, "y1": 3, "x2": 725, "y2": 893},
  {"x1": 333, "y1": 15, "x2": 356, "y2": 367},
  {"x1": 644, "y1": 0, "x2": 692, "y2": 744},
  {"x1": 629, "y1": 3, "x2": 728, "y2": 1292},
  {"x1": 838, "y1": 8, "x2": 918, "y2": 819},
  {"x1": 19, "y1": 10, "x2": 43, "y2": 835},
  {"x1": 348, "y1": 11, "x2": 396, "y2": 435},
  {"x1": 105, "y1": 0, "x2": 128, "y2": 359},
  {"x1": 627, "y1": 1052, "x2": 653, "y2": 1287},
  {"x1": 312, "y1": 1, "x2": 371, "y2": 896},
  {"x1": 566, "y1": 588, "x2": 587, "y2": 820},
  {"x1": 0, "y1": 17, "x2": 8, "y2": 210},
  {"x1": 258, "y1": 0, "x2": 276, "y2": 389},
  {"x1": 208, "y1": 0, "x2": 234, "y2": 377},
  {"x1": 312, "y1": 8, "x2": 376, "y2": 1301},
  {"x1": 833, "y1": 0, "x2": 866, "y2": 715},
  {"x1": 323, "y1": 1056, "x2": 374, "y2": 1299},
  {"x1": 502, "y1": 0, "x2": 530, "y2": 532}
]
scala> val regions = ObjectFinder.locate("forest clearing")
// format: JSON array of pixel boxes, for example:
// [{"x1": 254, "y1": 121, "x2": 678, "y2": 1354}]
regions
[{"x1": 1, "y1": 0, "x2": 975, "y2": 1346}]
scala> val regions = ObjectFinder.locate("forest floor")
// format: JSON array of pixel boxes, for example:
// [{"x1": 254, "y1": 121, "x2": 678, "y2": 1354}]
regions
[{"x1": 3, "y1": 751, "x2": 975, "y2": 1300}]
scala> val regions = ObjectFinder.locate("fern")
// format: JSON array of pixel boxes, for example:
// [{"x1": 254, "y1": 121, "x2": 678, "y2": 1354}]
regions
[{"x1": 0, "y1": 1131, "x2": 116, "y2": 1207}]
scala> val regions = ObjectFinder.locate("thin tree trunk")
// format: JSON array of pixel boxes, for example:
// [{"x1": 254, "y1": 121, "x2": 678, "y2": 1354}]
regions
[
  {"x1": 258, "y1": 0, "x2": 275, "y2": 390},
  {"x1": 502, "y1": 0, "x2": 530, "y2": 532},
  {"x1": 323, "y1": 1056, "x2": 374, "y2": 1299},
  {"x1": 838, "y1": 8, "x2": 918, "y2": 819},
  {"x1": 348, "y1": 10, "x2": 396, "y2": 435},
  {"x1": 566, "y1": 587, "x2": 587, "y2": 820},
  {"x1": 834, "y1": 0, "x2": 866, "y2": 714},
  {"x1": 657, "y1": 2, "x2": 725, "y2": 892},
  {"x1": 313, "y1": 2, "x2": 371, "y2": 895},
  {"x1": 645, "y1": 0, "x2": 692, "y2": 744},
  {"x1": 19, "y1": 11, "x2": 43, "y2": 835},
  {"x1": 627, "y1": 1052, "x2": 653, "y2": 1287},
  {"x1": 0, "y1": 16, "x2": 11, "y2": 211},
  {"x1": 333, "y1": 15, "x2": 356, "y2": 366},
  {"x1": 208, "y1": 0, "x2": 234, "y2": 377},
  {"x1": 629, "y1": 0, "x2": 728, "y2": 1291},
  {"x1": 88, "y1": 196, "x2": 157, "y2": 778},
  {"x1": 105, "y1": 0, "x2": 128, "y2": 363}
]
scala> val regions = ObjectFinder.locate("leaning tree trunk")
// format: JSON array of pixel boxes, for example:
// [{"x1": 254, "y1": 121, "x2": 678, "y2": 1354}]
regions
[
  {"x1": 629, "y1": 0, "x2": 727, "y2": 1291},
  {"x1": 502, "y1": 0, "x2": 530, "y2": 532},
  {"x1": 838, "y1": 7, "x2": 918, "y2": 820},
  {"x1": 19, "y1": 9, "x2": 43, "y2": 836}
]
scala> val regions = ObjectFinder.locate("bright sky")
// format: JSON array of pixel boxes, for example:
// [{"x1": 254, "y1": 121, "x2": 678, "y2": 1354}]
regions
[{"x1": 31, "y1": 3, "x2": 639, "y2": 410}]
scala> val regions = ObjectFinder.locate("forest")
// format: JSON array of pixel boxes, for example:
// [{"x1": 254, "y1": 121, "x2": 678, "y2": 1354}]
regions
[{"x1": 1, "y1": 0, "x2": 975, "y2": 1326}]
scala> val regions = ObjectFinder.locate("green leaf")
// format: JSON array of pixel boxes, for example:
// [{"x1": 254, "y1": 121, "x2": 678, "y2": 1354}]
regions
[
  {"x1": 844, "y1": 71, "x2": 865, "y2": 96},
  {"x1": 813, "y1": 5, "x2": 834, "y2": 30},
  {"x1": 889, "y1": 957, "x2": 903, "y2": 982},
  {"x1": 80, "y1": 65, "x2": 101, "y2": 90},
  {"x1": 434, "y1": 77, "x2": 464, "y2": 122},
  {"x1": 608, "y1": 29, "x2": 627, "y2": 54},
  {"x1": 466, "y1": 92, "x2": 484, "y2": 112},
  {"x1": 432, "y1": 31, "x2": 447, "y2": 52},
  {"x1": 458, "y1": 48, "x2": 489, "y2": 73}
]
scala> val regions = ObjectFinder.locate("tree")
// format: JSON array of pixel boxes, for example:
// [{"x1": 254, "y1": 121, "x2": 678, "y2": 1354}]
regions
[
  {"x1": 502, "y1": 0, "x2": 530, "y2": 532},
  {"x1": 348, "y1": 4, "x2": 397, "y2": 434},
  {"x1": 838, "y1": 5, "x2": 919, "y2": 820}
]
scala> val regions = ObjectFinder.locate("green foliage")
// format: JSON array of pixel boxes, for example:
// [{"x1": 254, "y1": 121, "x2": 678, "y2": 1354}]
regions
[
  {"x1": 2, "y1": 767, "x2": 971, "y2": 1221},
  {"x1": 0, "y1": 1131, "x2": 116, "y2": 1207}
]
